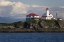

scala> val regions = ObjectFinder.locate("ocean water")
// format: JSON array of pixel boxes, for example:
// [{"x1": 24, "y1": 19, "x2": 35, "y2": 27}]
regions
[{"x1": 0, "y1": 33, "x2": 64, "y2": 42}]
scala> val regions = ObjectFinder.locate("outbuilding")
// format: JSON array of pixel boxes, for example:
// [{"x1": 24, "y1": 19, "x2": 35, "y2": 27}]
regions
[{"x1": 26, "y1": 13, "x2": 39, "y2": 21}]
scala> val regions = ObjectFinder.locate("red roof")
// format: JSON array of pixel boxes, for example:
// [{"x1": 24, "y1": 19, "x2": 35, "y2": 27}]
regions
[
  {"x1": 42, "y1": 16, "x2": 52, "y2": 18},
  {"x1": 27, "y1": 13, "x2": 39, "y2": 16}
]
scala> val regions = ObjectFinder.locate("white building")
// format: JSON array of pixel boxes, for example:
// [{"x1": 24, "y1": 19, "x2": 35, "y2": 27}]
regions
[
  {"x1": 41, "y1": 8, "x2": 53, "y2": 20},
  {"x1": 57, "y1": 18, "x2": 62, "y2": 20},
  {"x1": 26, "y1": 13, "x2": 40, "y2": 21}
]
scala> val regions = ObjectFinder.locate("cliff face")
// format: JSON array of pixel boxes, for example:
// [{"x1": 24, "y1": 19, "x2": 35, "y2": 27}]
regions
[{"x1": 24, "y1": 20, "x2": 64, "y2": 29}]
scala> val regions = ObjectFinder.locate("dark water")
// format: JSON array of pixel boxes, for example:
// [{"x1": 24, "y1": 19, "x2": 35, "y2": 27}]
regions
[{"x1": 0, "y1": 33, "x2": 64, "y2": 42}]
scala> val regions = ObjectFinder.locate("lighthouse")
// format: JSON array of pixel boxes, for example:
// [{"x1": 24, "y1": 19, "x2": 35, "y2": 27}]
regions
[
  {"x1": 46, "y1": 8, "x2": 49, "y2": 16},
  {"x1": 41, "y1": 8, "x2": 53, "y2": 20}
]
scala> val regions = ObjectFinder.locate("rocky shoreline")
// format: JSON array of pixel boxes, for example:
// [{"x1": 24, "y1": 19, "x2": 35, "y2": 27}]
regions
[
  {"x1": 0, "y1": 20, "x2": 64, "y2": 33},
  {"x1": 0, "y1": 28, "x2": 64, "y2": 33}
]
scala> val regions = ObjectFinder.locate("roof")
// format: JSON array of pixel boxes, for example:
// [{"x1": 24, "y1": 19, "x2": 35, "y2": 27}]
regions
[
  {"x1": 42, "y1": 13, "x2": 46, "y2": 16},
  {"x1": 42, "y1": 16, "x2": 52, "y2": 18},
  {"x1": 42, "y1": 13, "x2": 53, "y2": 17},
  {"x1": 27, "y1": 13, "x2": 39, "y2": 16}
]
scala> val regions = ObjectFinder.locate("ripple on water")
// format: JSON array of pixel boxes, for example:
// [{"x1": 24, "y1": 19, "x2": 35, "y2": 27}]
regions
[{"x1": 0, "y1": 33, "x2": 64, "y2": 42}]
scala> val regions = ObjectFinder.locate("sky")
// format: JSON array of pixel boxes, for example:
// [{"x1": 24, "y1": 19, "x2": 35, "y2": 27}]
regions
[
  {"x1": 10, "y1": 0, "x2": 64, "y2": 7},
  {"x1": 0, "y1": 0, "x2": 64, "y2": 21}
]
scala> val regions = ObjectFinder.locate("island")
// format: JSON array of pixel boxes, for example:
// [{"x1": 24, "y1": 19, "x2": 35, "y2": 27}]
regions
[
  {"x1": 0, "y1": 7, "x2": 63, "y2": 33},
  {"x1": 0, "y1": 19, "x2": 64, "y2": 33}
]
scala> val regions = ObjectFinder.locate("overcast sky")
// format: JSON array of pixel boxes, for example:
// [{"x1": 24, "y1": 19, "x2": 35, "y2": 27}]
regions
[
  {"x1": 10, "y1": 0, "x2": 64, "y2": 7},
  {"x1": 0, "y1": 0, "x2": 64, "y2": 19}
]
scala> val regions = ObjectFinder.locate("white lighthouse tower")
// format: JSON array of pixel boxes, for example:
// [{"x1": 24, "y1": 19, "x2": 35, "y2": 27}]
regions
[
  {"x1": 46, "y1": 8, "x2": 49, "y2": 16},
  {"x1": 41, "y1": 8, "x2": 53, "y2": 20}
]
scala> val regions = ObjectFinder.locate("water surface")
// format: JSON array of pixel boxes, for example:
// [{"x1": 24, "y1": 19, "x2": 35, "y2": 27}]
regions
[{"x1": 0, "y1": 33, "x2": 64, "y2": 42}]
